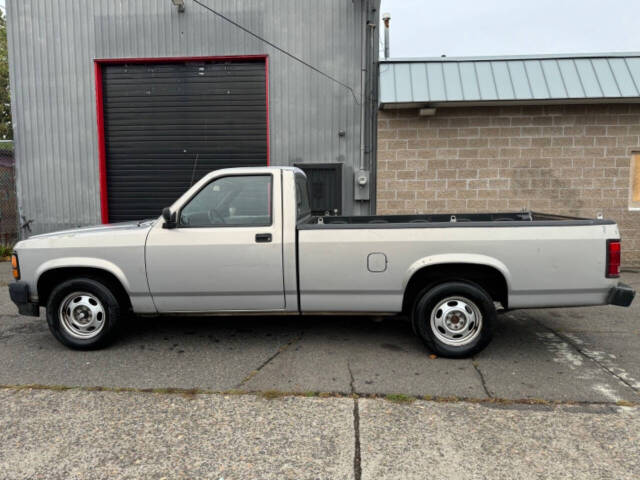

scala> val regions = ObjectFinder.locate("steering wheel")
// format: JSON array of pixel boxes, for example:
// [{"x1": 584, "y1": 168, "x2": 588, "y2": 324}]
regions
[{"x1": 208, "y1": 208, "x2": 226, "y2": 225}]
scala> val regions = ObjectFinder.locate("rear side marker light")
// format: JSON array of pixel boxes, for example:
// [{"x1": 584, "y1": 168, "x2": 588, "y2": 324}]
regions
[
  {"x1": 606, "y1": 240, "x2": 621, "y2": 278},
  {"x1": 11, "y1": 254, "x2": 20, "y2": 280}
]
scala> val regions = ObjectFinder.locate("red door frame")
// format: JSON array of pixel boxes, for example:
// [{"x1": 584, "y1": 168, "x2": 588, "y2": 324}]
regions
[{"x1": 93, "y1": 55, "x2": 270, "y2": 224}]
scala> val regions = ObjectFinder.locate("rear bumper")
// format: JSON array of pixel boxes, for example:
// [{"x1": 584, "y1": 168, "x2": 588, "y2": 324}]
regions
[
  {"x1": 607, "y1": 282, "x2": 636, "y2": 307},
  {"x1": 8, "y1": 282, "x2": 40, "y2": 316}
]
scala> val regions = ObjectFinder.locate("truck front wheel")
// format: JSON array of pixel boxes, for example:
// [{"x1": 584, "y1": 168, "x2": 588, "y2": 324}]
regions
[
  {"x1": 46, "y1": 278, "x2": 121, "y2": 350},
  {"x1": 413, "y1": 281, "x2": 495, "y2": 358}
]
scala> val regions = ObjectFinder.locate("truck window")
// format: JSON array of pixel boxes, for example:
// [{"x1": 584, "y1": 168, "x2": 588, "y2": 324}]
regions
[
  {"x1": 179, "y1": 175, "x2": 272, "y2": 227},
  {"x1": 295, "y1": 174, "x2": 311, "y2": 221}
]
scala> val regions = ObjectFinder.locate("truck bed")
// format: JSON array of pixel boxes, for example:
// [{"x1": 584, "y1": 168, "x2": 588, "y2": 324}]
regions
[{"x1": 296, "y1": 210, "x2": 619, "y2": 313}]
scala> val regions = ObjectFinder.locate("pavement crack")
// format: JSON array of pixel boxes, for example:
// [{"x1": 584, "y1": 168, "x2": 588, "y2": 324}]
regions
[
  {"x1": 348, "y1": 363, "x2": 357, "y2": 395},
  {"x1": 534, "y1": 319, "x2": 640, "y2": 395},
  {"x1": 352, "y1": 396, "x2": 362, "y2": 480},
  {"x1": 235, "y1": 332, "x2": 303, "y2": 388},
  {"x1": 348, "y1": 363, "x2": 362, "y2": 480},
  {"x1": 472, "y1": 358, "x2": 492, "y2": 398}
]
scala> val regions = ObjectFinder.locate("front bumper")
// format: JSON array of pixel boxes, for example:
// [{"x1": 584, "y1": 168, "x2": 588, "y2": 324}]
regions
[
  {"x1": 8, "y1": 282, "x2": 40, "y2": 316},
  {"x1": 608, "y1": 282, "x2": 636, "y2": 307}
]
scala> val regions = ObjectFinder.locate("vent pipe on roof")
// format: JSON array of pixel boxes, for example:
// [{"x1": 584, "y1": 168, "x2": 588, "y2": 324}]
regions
[{"x1": 382, "y1": 13, "x2": 391, "y2": 59}]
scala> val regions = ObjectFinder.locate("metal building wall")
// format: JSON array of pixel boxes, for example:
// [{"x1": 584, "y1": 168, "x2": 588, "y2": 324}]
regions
[{"x1": 7, "y1": 0, "x2": 379, "y2": 235}]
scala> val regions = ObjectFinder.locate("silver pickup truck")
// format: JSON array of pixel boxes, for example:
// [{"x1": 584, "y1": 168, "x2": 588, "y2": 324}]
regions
[{"x1": 9, "y1": 166, "x2": 635, "y2": 357}]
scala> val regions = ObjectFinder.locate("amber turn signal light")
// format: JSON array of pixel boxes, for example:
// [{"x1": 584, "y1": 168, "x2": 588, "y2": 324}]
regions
[{"x1": 11, "y1": 254, "x2": 20, "y2": 280}]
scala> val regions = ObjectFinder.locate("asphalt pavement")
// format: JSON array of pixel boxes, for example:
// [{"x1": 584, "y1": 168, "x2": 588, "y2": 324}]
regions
[{"x1": 1, "y1": 263, "x2": 639, "y2": 479}]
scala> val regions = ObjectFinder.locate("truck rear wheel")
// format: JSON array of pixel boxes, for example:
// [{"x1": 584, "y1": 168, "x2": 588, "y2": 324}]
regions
[
  {"x1": 413, "y1": 281, "x2": 495, "y2": 358},
  {"x1": 46, "y1": 278, "x2": 121, "y2": 350}
]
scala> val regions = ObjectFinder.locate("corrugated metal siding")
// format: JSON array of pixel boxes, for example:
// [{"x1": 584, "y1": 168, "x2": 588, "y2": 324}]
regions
[
  {"x1": 7, "y1": 0, "x2": 379, "y2": 234},
  {"x1": 380, "y1": 54, "x2": 640, "y2": 105}
]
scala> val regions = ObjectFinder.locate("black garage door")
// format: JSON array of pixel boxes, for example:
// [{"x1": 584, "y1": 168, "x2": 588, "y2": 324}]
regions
[{"x1": 101, "y1": 59, "x2": 267, "y2": 222}]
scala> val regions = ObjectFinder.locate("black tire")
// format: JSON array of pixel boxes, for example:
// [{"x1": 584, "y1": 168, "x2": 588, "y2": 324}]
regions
[
  {"x1": 412, "y1": 281, "x2": 495, "y2": 358},
  {"x1": 46, "y1": 277, "x2": 121, "y2": 350}
]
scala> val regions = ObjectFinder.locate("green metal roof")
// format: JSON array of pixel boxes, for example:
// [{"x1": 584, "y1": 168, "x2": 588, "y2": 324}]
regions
[{"x1": 379, "y1": 53, "x2": 640, "y2": 107}]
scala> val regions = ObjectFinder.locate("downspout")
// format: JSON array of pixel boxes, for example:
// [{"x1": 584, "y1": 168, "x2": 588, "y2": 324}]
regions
[
  {"x1": 359, "y1": 1, "x2": 367, "y2": 171},
  {"x1": 370, "y1": 7, "x2": 380, "y2": 214}
]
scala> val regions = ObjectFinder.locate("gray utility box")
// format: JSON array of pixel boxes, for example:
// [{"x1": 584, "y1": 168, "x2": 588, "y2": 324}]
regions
[{"x1": 354, "y1": 169, "x2": 370, "y2": 201}]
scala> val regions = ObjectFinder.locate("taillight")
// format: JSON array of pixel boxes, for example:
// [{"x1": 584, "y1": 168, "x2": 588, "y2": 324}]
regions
[
  {"x1": 606, "y1": 240, "x2": 621, "y2": 278},
  {"x1": 11, "y1": 253, "x2": 20, "y2": 280}
]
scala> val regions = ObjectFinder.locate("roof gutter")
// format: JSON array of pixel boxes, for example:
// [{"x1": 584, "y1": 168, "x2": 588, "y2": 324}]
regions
[{"x1": 380, "y1": 97, "x2": 640, "y2": 110}]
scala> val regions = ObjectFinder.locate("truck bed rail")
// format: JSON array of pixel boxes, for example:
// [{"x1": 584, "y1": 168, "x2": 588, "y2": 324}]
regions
[{"x1": 299, "y1": 211, "x2": 615, "y2": 229}]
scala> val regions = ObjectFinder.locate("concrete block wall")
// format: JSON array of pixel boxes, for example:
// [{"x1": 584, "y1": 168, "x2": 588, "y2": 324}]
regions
[{"x1": 377, "y1": 104, "x2": 640, "y2": 265}]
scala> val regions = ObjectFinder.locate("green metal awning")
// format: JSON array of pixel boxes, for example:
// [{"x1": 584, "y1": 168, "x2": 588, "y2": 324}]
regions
[{"x1": 380, "y1": 53, "x2": 640, "y2": 108}]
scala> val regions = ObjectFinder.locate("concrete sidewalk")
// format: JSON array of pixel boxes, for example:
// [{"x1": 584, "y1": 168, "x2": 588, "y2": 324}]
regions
[
  {"x1": 359, "y1": 398, "x2": 640, "y2": 480},
  {"x1": 0, "y1": 388, "x2": 638, "y2": 480}
]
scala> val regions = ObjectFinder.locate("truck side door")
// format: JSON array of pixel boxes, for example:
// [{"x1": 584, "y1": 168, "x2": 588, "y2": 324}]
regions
[{"x1": 145, "y1": 172, "x2": 285, "y2": 312}]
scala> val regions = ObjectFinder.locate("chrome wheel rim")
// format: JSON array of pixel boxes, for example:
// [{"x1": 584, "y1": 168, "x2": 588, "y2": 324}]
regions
[
  {"x1": 429, "y1": 296, "x2": 482, "y2": 347},
  {"x1": 58, "y1": 292, "x2": 106, "y2": 339}
]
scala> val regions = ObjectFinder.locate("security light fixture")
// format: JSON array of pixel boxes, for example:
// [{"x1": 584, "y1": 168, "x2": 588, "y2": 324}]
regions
[
  {"x1": 171, "y1": 0, "x2": 185, "y2": 13},
  {"x1": 419, "y1": 108, "x2": 437, "y2": 117}
]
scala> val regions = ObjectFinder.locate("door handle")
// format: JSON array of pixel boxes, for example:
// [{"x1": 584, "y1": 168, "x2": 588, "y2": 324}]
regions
[{"x1": 255, "y1": 233, "x2": 272, "y2": 243}]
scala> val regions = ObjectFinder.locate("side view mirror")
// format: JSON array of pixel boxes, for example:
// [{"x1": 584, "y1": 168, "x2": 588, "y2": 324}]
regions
[{"x1": 161, "y1": 207, "x2": 177, "y2": 229}]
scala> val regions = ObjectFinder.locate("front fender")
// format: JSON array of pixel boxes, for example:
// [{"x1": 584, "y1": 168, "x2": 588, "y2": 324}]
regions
[
  {"x1": 35, "y1": 257, "x2": 132, "y2": 293},
  {"x1": 403, "y1": 253, "x2": 512, "y2": 292}
]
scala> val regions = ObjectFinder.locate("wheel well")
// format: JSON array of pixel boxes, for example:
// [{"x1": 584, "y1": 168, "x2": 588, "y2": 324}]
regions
[
  {"x1": 402, "y1": 263, "x2": 508, "y2": 314},
  {"x1": 37, "y1": 267, "x2": 132, "y2": 311}
]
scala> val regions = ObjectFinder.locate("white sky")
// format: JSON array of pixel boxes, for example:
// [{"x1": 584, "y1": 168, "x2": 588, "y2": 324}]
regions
[{"x1": 379, "y1": 0, "x2": 640, "y2": 58}]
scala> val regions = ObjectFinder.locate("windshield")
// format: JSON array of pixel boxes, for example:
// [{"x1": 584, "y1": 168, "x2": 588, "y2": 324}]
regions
[{"x1": 179, "y1": 175, "x2": 272, "y2": 227}]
